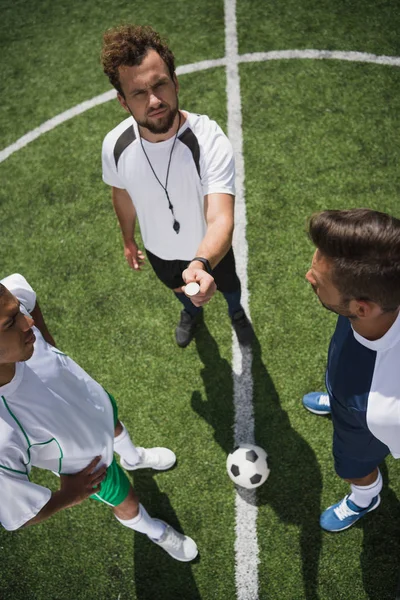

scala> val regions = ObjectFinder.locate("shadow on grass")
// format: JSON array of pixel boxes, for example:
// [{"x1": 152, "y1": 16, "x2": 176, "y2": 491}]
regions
[
  {"x1": 191, "y1": 324, "x2": 235, "y2": 455},
  {"x1": 192, "y1": 325, "x2": 323, "y2": 600},
  {"x1": 360, "y1": 461, "x2": 400, "y2": 600},
  {"x1": 131, "y1": 471, "x2": 201, "y2": 600}
]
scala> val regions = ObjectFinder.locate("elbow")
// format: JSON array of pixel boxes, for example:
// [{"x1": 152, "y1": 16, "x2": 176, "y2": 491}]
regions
[{"x1": 223, "y1": 219, "x2": 234, "y2": 246}]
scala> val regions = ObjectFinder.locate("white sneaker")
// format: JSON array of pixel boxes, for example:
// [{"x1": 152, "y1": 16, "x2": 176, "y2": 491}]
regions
[
  {"x1": 150, "y1": 519, "x2": 198, "y2": 562},
  {"x1": 120, "y1": 447, "x2": 176, "y2": 471}
]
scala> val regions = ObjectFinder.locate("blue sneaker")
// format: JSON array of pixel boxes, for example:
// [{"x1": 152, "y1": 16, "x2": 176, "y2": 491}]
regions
[
  {"x1": 320, "y1": 494, "x2": 381, "y2": 532},
  {"x1": 302, "y1": 392, "x2": 331, "y2": 415}
]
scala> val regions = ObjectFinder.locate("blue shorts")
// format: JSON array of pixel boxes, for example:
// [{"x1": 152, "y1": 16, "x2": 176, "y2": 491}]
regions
[
  {"x1": 333, "y1": 443, "x2": 389, "y2": 479},
  {"x1": 332, "y1": 410, "x2": 390, "y2": 479}
]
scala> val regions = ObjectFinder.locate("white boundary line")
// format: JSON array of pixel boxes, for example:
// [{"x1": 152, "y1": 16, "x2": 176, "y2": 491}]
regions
[
  {"x1": 238, "y1": 48, "x2": 400, "y2": 66},
  {"x1": 225, "y1": 2, "x2": 258, "y2": 599},
  {"x1": 1, "y1": 49, "x2": 399, "y2": 164}
]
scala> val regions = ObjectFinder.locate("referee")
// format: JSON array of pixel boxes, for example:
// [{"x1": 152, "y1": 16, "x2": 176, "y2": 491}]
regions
[{"x1": 101, "y1": 24, "x2": 253, "y2": 347}]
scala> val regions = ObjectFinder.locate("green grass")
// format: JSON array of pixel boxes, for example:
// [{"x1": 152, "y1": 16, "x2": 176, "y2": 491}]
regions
[
  {"x1": 241, "y1": 58, "x2": 400, "y2": 599},
  {"x1": 237, "y1": 0, "x2": 400, "y2": 56},
  {"x1": 0, "y1": 0, "x2": 225, "y2": 146},
  {"x1": 1, "y1": 0, "x2": 400, "y2": 598}
]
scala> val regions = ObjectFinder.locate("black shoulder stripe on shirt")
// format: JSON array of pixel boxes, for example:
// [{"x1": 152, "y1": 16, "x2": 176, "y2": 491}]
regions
[
  {"x1": 114, "y1": 125, "x2": 136, "y2": 168},
  {"x1": 178, "y1": 128, "x2": 201, "y2": 178}
]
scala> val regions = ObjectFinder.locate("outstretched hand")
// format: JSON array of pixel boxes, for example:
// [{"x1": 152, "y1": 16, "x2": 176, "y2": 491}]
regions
[{"x1": 182, "y1": 266, "x2": 217, "y2": 307}]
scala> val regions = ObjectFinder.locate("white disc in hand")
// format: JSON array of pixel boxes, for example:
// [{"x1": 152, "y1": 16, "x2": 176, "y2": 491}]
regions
[{"x1": 185, "y1": 282, "x2": 200, "y2": 296}]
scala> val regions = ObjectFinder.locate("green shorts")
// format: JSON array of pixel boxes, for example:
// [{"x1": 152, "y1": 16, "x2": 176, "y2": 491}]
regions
[{"x1": 90, "y1": 392, "x2": 131, "y2": 507}]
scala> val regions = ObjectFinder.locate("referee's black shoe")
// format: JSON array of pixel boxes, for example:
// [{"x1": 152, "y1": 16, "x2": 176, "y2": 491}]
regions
[
  {"x1": 231, "y1": 309, "x2": 254, "y2": 345},
  {"x1": 175, "y1": 309, "x2": 203, "y2": 347}
]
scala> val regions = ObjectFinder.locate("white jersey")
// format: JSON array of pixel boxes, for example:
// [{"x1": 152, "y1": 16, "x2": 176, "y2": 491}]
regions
[
  {"x1": 0, "y1": 274, "x2": 115, "y2": 531},
  {"x1": 102, "y1": 110, "x2": 235, "y2": 260}
]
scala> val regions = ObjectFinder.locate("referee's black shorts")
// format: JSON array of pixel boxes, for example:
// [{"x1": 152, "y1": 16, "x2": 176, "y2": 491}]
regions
[{"x1": 145, "y1": 247, "x2": 241, "y2": 293}]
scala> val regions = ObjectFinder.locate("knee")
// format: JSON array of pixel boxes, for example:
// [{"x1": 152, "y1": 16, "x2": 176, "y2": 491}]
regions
[{"x1": 113, "y1": 487, "x2": 139, "y2": 520}]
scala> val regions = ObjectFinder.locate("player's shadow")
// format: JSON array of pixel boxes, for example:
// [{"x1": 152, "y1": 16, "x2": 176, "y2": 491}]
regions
[
  {"x1": 191, "y1": 325, "x2": 236, "y2": 455},
  {"x1": 130, "y1": 471, "x2": 201, "y2": 600},
  {"x1": 360, "y1": 461, "x2": 400, "y2": 600},
  {"x1": 192, "y1": 326, "x2": 323, "y2": 600}
]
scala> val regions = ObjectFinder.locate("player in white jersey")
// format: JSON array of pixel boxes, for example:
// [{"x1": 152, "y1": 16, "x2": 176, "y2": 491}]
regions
[
  {"x1": 101, "y1": 24, "x2": 253, "y2": 348},
  {"x1": 302, "y1": 209, "x2": 400, "y2": 532},
  {"x1": 0, "y1": 273, "x2": 197, "y2": 561}
]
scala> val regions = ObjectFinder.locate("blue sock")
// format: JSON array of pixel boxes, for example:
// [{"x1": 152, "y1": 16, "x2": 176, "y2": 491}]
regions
[
  {"x1": 174, "y1": 292, "x2": 202, "y2": 317},
  {"x1": 222, "y1": 289, "x2": 242, "y2": 318}
]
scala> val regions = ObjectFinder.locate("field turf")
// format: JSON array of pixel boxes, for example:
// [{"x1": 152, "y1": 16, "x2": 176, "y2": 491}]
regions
[{"x1": 1, "y1": 0, "x2": 400, "y2": 598}]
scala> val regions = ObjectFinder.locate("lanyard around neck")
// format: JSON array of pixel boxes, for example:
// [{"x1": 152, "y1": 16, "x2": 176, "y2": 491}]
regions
[{"x1": 139, "y1": 112, "x2": 182, "y2": 234}]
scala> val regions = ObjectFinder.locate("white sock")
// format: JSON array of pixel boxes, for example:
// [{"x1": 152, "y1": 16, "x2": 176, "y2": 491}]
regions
[
  {"x1": 114, "y1": 422, "x2": 141, "y2": 466},
  {"x1": 115, "y1": 503, "x2": 166, "y2": 540},
  {"x1": 349, "y1": 469, "x2": 382, "y2": 508}
]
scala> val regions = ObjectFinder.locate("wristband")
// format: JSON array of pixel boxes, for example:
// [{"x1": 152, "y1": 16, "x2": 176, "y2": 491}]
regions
[{"x1": 190, "y1": 256, "x2": 212, "y2": 275}]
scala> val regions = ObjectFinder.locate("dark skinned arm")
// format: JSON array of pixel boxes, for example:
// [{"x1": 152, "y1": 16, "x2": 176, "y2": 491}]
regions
[{"x1": 23, "y1": 457, "x2": 106, "y2": 528}]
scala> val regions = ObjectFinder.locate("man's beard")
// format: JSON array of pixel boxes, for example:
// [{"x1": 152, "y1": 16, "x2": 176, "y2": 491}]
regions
[
  {"x1": 310, "y1": 285, "x2": 357, "y2": 318},
  {"x1": 138, "y1": 104, "x2": 179, "y2": 134},
  {"x1": 319, "y1": 298, "x2": 357, "y2": 319}
]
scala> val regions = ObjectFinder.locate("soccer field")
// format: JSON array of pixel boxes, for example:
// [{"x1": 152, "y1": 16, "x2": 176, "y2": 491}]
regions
[{"x1": 1, "y1": 1, "x2": 400, "y2": 598}]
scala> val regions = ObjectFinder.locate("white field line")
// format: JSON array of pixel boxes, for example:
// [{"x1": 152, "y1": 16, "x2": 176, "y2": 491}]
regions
[
  {"x1": 0, "y1": 90, "x2": 114, "y2": 164},
  {"x1": 239, "y1": 49, "x2": 400, "y2": 67},
  {"x1": 0, "y1": 60, "x2": 224, "y2": 164},
  {"x1": 1, "y1": 50, "x2": 399, "y2": 165},
  {"x1": 225, "y1": 1, "x2": 258, "y2": 600}
]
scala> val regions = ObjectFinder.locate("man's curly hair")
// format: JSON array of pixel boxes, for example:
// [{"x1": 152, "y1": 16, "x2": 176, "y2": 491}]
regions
[{"x1": 101, "y1": 25, "x2": 176, "y2": 96}]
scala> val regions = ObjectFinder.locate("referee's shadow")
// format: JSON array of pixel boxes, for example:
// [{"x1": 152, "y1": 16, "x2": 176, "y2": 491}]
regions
[
  {"x1": 192, "y1": 325, "x2": 323, "y2": 600},
  {"x1": 129, "y1": 470, "x2": 201, "y2": 600}
]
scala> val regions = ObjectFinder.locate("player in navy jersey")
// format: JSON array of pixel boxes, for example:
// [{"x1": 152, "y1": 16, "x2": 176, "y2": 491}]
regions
[{"x1": 302, "y1": 209, "x2": 400, "y2": 531}]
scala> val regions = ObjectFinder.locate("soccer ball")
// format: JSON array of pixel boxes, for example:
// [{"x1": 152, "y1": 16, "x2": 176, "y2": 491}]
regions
[{"x1": 226, "y1": 444, "x2": 270, "y2": 489}]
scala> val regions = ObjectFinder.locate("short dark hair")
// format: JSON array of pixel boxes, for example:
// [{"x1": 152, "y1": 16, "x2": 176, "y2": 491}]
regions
[
  {"x1": 0, "y1": 284, "x2": 5, "y2": 297},
  {"x1": 101, "y1": 24, "x2": 175, "y2": 96},
  {"x1": 308, "y1": 208, "x2": 400, "y2": 312}
]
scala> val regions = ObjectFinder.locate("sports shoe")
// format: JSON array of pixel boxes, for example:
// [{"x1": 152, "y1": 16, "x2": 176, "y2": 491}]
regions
[
  {"x1": 320, "y1": 494, "x2": 381, "y2": 532},
  {"x1": 231, "y1": 309, "x2": 254, "y2": 345},
  {"x1": 120, "y1": 447, "x2": 176, "y2": 471},
  {"x1": 150, "y1": 519, "x2": 198, "y2": 562},
  {"x1": 175, "y1": 309, "x2": 203, "y2": 348},
  {"x1": 302, "y1": 392, "x2": 331, "y2": 415}
]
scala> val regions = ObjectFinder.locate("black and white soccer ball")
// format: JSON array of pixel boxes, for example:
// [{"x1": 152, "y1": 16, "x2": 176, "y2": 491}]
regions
[{"x1": 226, "y1": 444, "x2": 270, "y2": 489}]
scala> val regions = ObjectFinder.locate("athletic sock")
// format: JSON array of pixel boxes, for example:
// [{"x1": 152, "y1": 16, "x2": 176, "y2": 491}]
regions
[
  {"x1": 174, "y1": 291, "x2": 202, "y2": 317},
  {"x1": 349, "y1": 469, "x2": 383, "y2": 508},
  {"x1": 222, "y1": 289, "x2": 242, "y2": 318},
  {"x1": 115, "y1": 503, "x2": 166, "y2": 540},
  {"x1": 114, "y1": 422, "x2": 140, "y2": 466}
]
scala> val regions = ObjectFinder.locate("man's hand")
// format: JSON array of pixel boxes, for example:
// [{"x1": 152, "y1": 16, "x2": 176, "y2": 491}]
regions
[
  {"x1": 182, "y1": 266, "x2": 217, "y2": 307},
  {"x1": 59, "y1": 457, "x2": 107, "y2": 508},
  {"x1": 124, "y1": 240, "x2": 145, "y2": 271}
]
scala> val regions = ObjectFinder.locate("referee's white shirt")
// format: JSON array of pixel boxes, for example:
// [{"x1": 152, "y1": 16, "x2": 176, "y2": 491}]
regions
[
  {"x1": 102, "y1": 110, "x2": 235, "y2": 260},
  {"x1": 0, "y1": 274, "x2": 115, "y2": 531}
]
